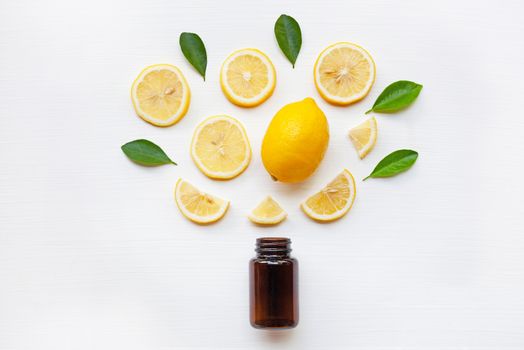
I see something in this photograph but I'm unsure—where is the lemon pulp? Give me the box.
[191,115,251,180]
[248,196,287,225]
[301,169,356,222]
[314,42,375,105]
[220,49,276,107]
[131,64,190,126]
[348,117,378,159]
[174,179,229,224]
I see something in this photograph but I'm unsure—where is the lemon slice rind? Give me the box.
[131,64,191,127]
[190,115,252,180]
[174,179,229,224]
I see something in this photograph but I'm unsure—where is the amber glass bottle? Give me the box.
[249,237,298,329]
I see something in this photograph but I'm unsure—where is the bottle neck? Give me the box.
[255,237,291,259]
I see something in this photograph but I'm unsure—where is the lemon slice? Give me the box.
[190,115,251,180]
[301,169,356,222]
[248,196,287,225]
[348,117,378,159]
[131,64,191,127]
[220,48,276,107]
[174,179,229,224]
[314,42,375,106]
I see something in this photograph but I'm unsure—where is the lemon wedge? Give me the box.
[131,64,190,126]
[301,169,356,222]
[220,48,276,107]
[174,179,229,224]
[248,196,287,225]
[314,42,375,106]
[348,117,377,159]
[190,115,251,180]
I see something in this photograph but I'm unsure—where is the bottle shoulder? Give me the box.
[250,257,297,266]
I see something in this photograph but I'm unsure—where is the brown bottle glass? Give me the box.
[249,237,298,329]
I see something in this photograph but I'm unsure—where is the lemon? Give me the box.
[261,98,329,183]
[248,196,287,225]
[190,115,251,180]
[314,42,375,106]
[174,179,229,224]
[131,64,191,127]
[301,169,356,222]
[220,48,276,107]
[348,117,377,159]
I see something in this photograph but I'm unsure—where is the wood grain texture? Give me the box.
[1,0,524,349]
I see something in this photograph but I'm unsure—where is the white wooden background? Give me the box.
[1,0,524,349]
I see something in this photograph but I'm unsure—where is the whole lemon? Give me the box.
[261,98,329,183]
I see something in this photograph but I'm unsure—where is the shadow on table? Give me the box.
[256,328,295,344]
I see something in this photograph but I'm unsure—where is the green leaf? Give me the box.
[274,14,302,68]
[121,139,176,166]
[179,32,207,80]
[366,80,423,114]
[364,149,418,180]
